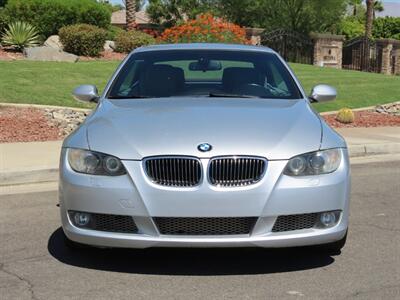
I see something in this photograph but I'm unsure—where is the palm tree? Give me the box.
[350,0,362,16]
[125,0,136,30]
[365,0,374,38]
[373,1,384,19]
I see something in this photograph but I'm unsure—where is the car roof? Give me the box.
[133,43,275,54]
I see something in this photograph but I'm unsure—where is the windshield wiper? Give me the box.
[208,93,260,98]
[108,95,150,99]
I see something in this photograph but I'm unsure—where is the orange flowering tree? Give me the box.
[159,14,249,44]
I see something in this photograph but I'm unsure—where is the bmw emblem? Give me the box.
[198,143,212,152]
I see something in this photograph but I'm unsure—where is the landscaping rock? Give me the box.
[44,108,90,135]
[104,40,115,52]
[24,46,79,63]
[375,103,400,116]
[44,35,63,50]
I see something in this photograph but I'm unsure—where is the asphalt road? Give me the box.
[0,161,399,299]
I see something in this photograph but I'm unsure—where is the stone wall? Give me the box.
[376,39,395,75]
[311,33,345,69]
[245,28,264,46]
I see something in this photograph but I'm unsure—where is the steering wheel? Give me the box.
[233,83,273,98]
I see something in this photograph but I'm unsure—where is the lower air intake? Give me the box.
[272,213,318,232]
[154,217,257,235]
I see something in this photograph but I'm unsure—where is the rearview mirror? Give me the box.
[73,85,99,103]
[189,60,222,71]
[309,84,336,103]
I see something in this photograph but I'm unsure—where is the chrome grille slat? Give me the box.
[154,217,258,235]
[209,156,266,187]
[145,157,201,187]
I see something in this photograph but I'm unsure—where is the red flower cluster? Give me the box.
[159,14,249,44]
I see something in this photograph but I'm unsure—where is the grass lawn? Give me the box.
[0,60,399,112]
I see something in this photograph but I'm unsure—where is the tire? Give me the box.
[63,231,91,250]
[319,231,348,254]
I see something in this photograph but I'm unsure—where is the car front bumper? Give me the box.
[59,148,350,249]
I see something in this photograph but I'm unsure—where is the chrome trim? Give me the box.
[142,156,203,187]
[208,156,268,187]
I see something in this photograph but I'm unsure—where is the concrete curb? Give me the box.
[319,101,400,116]
[348,143,400,157]
[0,102,92,113]
[0,167,59,186]
[1,143,399,187]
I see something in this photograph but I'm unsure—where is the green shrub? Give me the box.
[0,8,7,35]
[106,25,124,41]
[1,21,40,50]
[114,30,155,53]
[4,0,111,38]
[337,17,364,40]
[59,24,107,57]
[373,17,400,39]
[393,33,400,40]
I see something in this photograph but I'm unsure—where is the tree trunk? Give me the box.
[365,0,374,38]
[126,0,136,30]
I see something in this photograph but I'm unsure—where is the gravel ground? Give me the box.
[0,106,60,143]
[323,110,400,128]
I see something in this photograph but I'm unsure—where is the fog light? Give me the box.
[319,212,337,227]
[73,212,91,227]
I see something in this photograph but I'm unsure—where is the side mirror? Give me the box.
[309,84,337,103]
[73,85,99,103]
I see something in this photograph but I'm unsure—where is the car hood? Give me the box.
[86,98,322,160]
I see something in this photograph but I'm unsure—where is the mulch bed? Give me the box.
[0,48,24,61]
[79,51,127,61]
[0,105,399,143]
[322,110,400,128]
[0,48,127,62]
[0,106,60,143]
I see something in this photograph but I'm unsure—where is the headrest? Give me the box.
[222,67,264,92]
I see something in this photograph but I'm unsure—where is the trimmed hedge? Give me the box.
[373,17,400,39]
[4,0,111,38]
[114,30,155,53]
[106,25,124,41]
[59,24,107,57]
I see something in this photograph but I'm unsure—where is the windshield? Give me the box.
[107,50,302,99]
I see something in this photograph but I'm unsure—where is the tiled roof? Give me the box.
[111,10,151,25]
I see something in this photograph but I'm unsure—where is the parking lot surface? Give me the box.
[0,161,399,299]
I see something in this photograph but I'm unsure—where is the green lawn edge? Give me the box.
[0,60,398,112]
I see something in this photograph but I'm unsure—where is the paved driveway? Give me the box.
[0,161,399,299]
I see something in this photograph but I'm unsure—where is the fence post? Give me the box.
[310,33,345,69]
[245,28,264,46]
[376,39,395,75]
[395,48,400,75]
[389,39,400,75]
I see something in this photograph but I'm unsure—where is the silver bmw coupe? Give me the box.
[60,43,350,253]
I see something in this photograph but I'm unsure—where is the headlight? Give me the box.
[284,149,342,176]
[67,148,126,176]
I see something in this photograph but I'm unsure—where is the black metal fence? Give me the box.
[260,29,314,64]
[342,37,383,73]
